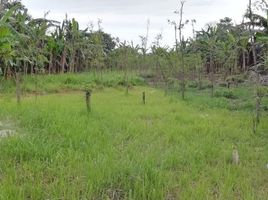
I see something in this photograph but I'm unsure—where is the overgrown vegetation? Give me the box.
[0,72,145,95]
[0,0,268,199]
[0,87,268,199]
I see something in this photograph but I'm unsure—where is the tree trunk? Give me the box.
[15,72,21,104]
[233,56,237,75]
[124,51,129,95]
[31,64,34,75]
[181,53,185,100]
[23,62,27,76]
[210,53,214,98]
[49,51,53,75]
[242,51,246,72]
[6,67,12,80]
[70,49,75,73]
[60,48,67,74]
[252,42,257,67]
[125,72,129,95]
[198,68,202,90]
[193,68,196,82]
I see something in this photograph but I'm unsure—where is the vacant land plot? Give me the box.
[0,86,267,199]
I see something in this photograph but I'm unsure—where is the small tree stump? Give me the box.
[232,148,239,165]
[256,96,261,124]
[142,92,146,104]
[15,72,21,104]
[86,90,91,112]
[253,116,257,134]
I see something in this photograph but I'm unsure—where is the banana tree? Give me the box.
[0,4,19,78]
[196,25,219,97]
[0,3,29,103]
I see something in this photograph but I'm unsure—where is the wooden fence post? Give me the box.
[86,90,91,112]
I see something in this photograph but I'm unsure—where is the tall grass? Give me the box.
[0,71,145,95]
[0,86,267,199]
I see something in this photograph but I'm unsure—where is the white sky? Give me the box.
[21,0,249,47]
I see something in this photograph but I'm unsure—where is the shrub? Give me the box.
[222,90,237,99]
[131,77,145,86]
[215,90,238,99]
[188,81,198,88]
[64,77,80,85]
[257,86,268,98]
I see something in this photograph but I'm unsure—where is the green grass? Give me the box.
[0,71,145,95]
[0,83,268,199]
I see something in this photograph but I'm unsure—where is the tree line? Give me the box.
[0,0,268,91]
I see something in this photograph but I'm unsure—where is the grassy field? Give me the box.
[0,74,268,199]
[0,72,145,95]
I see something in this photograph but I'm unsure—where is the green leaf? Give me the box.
[256,32,268,42]
[0,4,20,24]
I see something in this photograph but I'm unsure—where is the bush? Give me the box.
[215,90,238,99]
[64,76,80,85]
[131,77,145,86]
[0,79,15,94]
[188,81,198,88]
[257,86,268,98]
[222,90,237,99]
[84,83,97,91]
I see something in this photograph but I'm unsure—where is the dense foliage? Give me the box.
[0,0,268,95]
[0,0,268,81]
[0,1,268,199]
